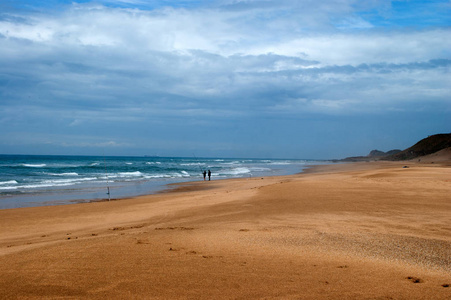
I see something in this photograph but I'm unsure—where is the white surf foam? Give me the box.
[0,180,18,190]
[0,177,97,190]
[220,161,241,165]
[49,172,79,176]
[118,171,143,177]
[143,174,172,179]
[0,186,18,190]
[42,177,97,185]
[0,180,18,185]
[21,164,46,168]
[223,167,251,176]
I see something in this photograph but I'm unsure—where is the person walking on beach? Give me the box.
[203,170,206,181]
[208,170,211,181]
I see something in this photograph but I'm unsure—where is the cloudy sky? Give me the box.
[0,0,450,159]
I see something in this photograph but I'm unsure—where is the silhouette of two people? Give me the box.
[203,170,212,181]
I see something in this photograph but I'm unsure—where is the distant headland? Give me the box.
[338,133,451,162]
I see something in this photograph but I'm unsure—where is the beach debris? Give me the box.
[442,284,450,288]
[402,166,409,168]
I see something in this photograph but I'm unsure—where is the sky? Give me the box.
[0,0,450,159]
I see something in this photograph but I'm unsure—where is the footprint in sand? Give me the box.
[406,276,423,283]
[136,239,150,245]
[111,227,126,231]
[155,227,195,231]
[110,224,146,231]
[202,255,223,259]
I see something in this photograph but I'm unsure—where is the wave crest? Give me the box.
[21,164,46,168]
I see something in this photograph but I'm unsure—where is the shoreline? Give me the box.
[0,157,325,210]
[0,160,450,298]
[86,161,345,204]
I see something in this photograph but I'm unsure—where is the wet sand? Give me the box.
[0,160,450,299]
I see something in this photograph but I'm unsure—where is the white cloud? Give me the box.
[0,1,450,157]
[265,29,451,66]
[1,3,449,66]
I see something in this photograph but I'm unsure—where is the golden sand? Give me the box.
[0,159,450,299]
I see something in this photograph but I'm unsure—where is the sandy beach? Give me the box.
[0,159,450,299]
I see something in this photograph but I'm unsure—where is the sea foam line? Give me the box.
[222,167,251,175]
[21,164,46,168]
[48,172,79,176]
[0,176,100,190]
[42,177,97,184]
[180,163,205,166]
[0,180,18,185]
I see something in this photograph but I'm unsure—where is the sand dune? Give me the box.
[416,147,451,164]
[0,160,450,299]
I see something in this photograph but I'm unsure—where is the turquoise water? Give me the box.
[0,155,325,209]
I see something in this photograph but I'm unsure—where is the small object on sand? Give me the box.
[407,276,423,283]
[402,166,409,168]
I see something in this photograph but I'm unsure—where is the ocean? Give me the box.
[0,155,326,209]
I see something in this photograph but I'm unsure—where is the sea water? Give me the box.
[0,155,327,209]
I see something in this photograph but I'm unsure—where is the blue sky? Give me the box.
[0,0,450,159]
